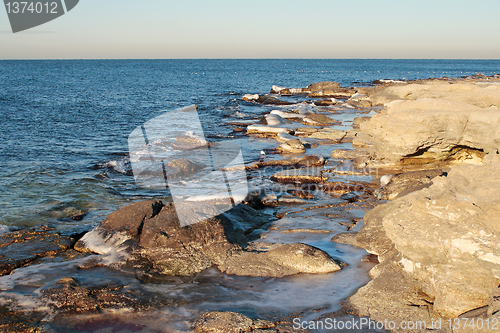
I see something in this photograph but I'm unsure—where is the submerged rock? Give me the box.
[308,128,346,142]
[278,139,306,154]
[193,311,278,333]
[359,80,500,165]
[0,227,73,276]
[302,113,339,126]
[75,200,342,278]
[165,158,206,179]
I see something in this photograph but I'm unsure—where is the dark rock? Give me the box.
[257,95,293,106]
[305,81,340,91]
[193,311,275,333]
[171,134,208,150]
[0,226,73,276]
[76,200,342,278]
[302,113,340,126]
[165,158,206,179]
[271,168,324,184]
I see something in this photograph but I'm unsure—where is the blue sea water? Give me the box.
[0,59,499,231]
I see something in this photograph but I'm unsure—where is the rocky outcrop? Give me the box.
[270,81,357,99]
[0,227,73,276]
[374,169,444,200]
[349,164,500,320]
[358,80,500,166]
[75,200,342,277]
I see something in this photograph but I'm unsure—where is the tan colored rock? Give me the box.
[360,97,500,163]
[355,164,500,318]
[308,128,346,142]
[193,311,275,333]
[278,139,306,154]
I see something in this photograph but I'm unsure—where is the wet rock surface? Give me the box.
[0,226,74,276]
[75,200,343,278]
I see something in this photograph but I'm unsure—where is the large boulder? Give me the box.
[353,164,500,318]
[360,80,500,164]
[75,200,342,277]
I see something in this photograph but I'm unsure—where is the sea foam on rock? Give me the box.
[75,200,342,277]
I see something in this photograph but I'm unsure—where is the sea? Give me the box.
[0,59,499,331]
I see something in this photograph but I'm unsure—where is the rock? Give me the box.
[345,100,372,108]
[278,139,306,154]
[360,81,500,164]
[242,94,259,101]
[313,99,337,106]
[305,81,340,91]
[331,233,360,247]
[261,114,290,126]
[340,191,360,202]
[248,155,324,169]
[276,132,298,143]
[171,134,208,150]
[165,158,206,179]
[0,227,73,276]
[256,95,293,106]
[294,127,319,136]
[218,243,342,277]
[302,113,340,126]
[354,164,500,318]
[270,110,307,120]
[193,311,275,333]
[374,169,444,200]
[76,200,342,278]
[41,276,165,314]
[308,129,346,142]
[352,116,371,126]
[271,168,323,184]
[277,195,308,205]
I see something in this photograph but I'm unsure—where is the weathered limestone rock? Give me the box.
[165,158,206,179]
[75,200,342,278]
[360,80,500,165]
[302,113,340,126]
[308,128,346,142]
[352,164,500,319]
[374,169,444,200]
[278,139,306,154]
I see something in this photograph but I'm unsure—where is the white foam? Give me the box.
[0,225,9,235]
[78,228,131,264]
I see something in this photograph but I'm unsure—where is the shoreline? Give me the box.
[1,74,499,332]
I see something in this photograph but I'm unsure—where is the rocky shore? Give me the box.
[1,74,499,332]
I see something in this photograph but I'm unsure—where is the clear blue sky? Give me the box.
[1,0,499,59]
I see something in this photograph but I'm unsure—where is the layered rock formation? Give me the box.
[357,79,500,167]
[348,164,500,323]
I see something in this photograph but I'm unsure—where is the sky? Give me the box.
[1,0,500,59]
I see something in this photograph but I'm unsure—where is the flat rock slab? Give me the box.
[271,168,324,184]
[374,169,444,200]
[193,311,277,333]
[0,226,73,276]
